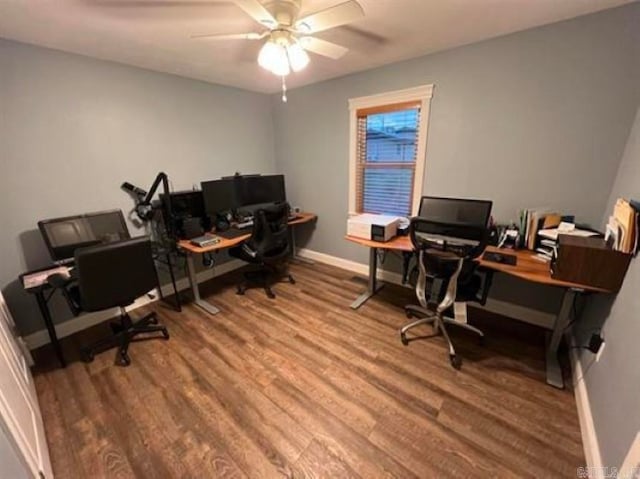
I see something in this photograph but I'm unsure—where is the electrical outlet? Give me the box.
[595,340,606,362]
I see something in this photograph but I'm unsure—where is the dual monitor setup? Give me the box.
[163,174,287,240]
[37,174,288,264]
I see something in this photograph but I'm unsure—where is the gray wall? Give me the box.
[272,3,640,315]
[273,3,639,250]
[0,39,276,335]
[575,105,640,470]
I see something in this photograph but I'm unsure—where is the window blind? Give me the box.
[355,101,421,217]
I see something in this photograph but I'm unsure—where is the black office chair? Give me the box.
[50,237,169,366]
[229,202,295,299]
[400,218,490,369]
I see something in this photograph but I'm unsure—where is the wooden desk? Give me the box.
[179,213,317,316]
[345,234,612,388]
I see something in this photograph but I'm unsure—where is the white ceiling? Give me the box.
[0,0,634,93]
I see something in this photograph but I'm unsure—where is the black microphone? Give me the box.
[121,182,147,198]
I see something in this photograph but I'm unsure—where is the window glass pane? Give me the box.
[366,109,418,163]
[363,168,413,216]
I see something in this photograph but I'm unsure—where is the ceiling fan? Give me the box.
[191,0,365,83]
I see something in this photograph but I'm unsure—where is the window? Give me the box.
[349,85,433,217]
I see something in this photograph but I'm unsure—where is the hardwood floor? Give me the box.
[33,261,585,478]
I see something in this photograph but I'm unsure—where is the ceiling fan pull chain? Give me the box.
[281,76,288,103]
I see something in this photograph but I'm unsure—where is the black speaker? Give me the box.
[215,214,230,232]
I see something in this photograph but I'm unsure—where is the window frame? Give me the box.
[348,84,434,217]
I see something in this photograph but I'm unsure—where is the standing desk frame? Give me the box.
[345,236,611,389]
[178,213,317,316]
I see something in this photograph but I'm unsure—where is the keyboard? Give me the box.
[217,228,249,240]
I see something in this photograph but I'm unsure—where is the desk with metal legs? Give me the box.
[178,213,317,316]
[345,235,611,389]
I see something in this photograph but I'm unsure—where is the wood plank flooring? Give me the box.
[32,261,585,478]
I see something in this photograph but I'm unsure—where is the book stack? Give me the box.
[518,209,564,251]
[605,198,640,255]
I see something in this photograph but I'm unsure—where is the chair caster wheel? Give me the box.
[405,310,414,319]
[266,289,276,299]
[162,329,170,340]
[149,315,159,325]
[117,350,131,367]
[81,349,94,363]
[449,354,462,370]
[288,275,296,285]
[236,287,245,296]
[400,333,409,346]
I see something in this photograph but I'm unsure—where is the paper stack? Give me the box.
[536,222,599,262]
[605,198,639,255]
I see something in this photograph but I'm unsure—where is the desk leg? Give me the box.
[290,226,314,265]
[545,289,577,388]
[186,253,220,316]
[35,291,66,367]
[351,247,384,309]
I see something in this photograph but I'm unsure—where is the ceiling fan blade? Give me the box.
[93,0,218,7]
[299,36,348,60]
[234,0,277,27]
[191,31,266,40]
[296,0,364,34]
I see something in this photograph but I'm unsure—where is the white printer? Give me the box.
[347,214,401,242]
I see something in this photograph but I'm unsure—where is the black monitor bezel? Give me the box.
[237,174,286,208]
[418,195,493,228]
[38,209,130,263]
[201,178,240,216]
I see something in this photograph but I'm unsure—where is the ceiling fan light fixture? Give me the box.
[286,41,310,72]
[258,40,290,76]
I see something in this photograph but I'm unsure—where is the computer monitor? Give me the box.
[38,209,130,263]
[418,196,492,228]
[237,174,286,207]
[201,178,239,216]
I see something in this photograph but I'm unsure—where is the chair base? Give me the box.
[236,267,295,299]
[81,310,169,367]
[400,304,483,370]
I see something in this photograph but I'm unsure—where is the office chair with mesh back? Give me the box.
[400,217,489,369]
[50,237,169,366]
[229,202,295,299]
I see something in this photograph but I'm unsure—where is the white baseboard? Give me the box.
[297,248,404,285]
[297,247,555,328]
[23,259,245,350]
[569,343,603,477]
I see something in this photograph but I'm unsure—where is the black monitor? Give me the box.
[418,196,492,228]
[201,178,239,216]
[38,209,130,263]
[237,174,286,207]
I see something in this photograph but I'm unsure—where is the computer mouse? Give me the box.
[493,253,505,263]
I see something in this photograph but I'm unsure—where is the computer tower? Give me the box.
[160,190,210,239]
